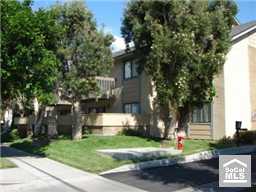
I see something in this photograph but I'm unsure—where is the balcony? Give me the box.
[56,76,120,102]
[96,76,115,93]
[87,76,121,99]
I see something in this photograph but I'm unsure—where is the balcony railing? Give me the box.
[57,76,119,101]
[87,76,119,99]
[95,76,115,93]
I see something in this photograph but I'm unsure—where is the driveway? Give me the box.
[103,151,256,192]
[0,145,146,192]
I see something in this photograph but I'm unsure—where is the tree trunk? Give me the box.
[72,101,82,140]
[162,104,178,139]
[32,98,45,136]
[177,105,190,135]
[2,105,13,134]
[47,107,58,138]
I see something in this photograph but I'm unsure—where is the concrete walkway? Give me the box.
[0,146,147,192]
[97,147,181,160]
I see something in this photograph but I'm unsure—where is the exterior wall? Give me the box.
[14,117,30,125]
[83,113,148,135]
[80,99,111,113]
[188,123,211,139]
[224,37,252,137]
[111,56,166,137]
[122,78,141,103]
[212,71,226,139]
[57,115,72,134]
[140,71,166,137]
[109,60,124,112]
[110,57,141,112]
[249,35,256,129]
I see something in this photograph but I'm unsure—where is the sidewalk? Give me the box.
[0,146,147,192]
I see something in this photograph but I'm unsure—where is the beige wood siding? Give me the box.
[111,58,142,111]
[249,44,256,129]
[212,71,226,139]
[122,78,140,103]
[109,62,123,112]
[189,123,212,139]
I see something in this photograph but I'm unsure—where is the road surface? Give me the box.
[103,151,256,192]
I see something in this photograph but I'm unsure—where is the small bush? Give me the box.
[82,126,92,135]
[235,130,256,145]
[118,128,142,137]
[213,136,236,149]
[1,128,21,143]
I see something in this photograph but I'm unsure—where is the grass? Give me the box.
[0,158,16,169]
[182,139,216,155]
[10,135,218,173]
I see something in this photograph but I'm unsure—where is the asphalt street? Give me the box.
[103,151,256,192]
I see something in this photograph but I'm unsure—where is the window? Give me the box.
[124,62,132,79]
[123,103,140,114]
[192,103,211,123]
[124,60,139,80]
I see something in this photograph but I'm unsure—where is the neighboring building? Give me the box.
[14,21,256,139]
[106,21,256,140]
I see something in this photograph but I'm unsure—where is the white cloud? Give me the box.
[111,36,126,52]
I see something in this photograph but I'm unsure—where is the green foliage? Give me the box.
[10,136,219,172]
[235,131,256,145]
[212,131,256,148]
[122,0,237,114]
[1,127,22,143]
[54,1,113,101]
[1,0,62,106]
[211,136,236,148]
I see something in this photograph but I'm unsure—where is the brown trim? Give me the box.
[190,123,211,125]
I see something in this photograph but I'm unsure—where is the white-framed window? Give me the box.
[192,103,211,123]
[123,60,139,80]
[123,103,140,114]
[124,61,132,79]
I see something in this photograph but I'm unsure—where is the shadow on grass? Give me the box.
[16,141,48,156]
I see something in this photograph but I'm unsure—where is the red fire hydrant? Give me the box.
[177,130,185,151]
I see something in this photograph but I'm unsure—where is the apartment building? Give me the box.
[14,21,256,139]
[86,20,255,140]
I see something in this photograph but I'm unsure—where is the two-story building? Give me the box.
[79,20,256,140]
[15,21,256,140]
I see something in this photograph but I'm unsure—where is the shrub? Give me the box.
[1,127,21,143]
[235,130,256,145]
[214,136,236,148]
[118,128,141,136]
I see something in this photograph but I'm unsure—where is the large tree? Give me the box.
[54,1,113,140]
[122,0,237,138]
[1,0,62,134]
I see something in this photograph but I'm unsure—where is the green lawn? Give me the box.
[0,158,16,169]
[10,135,216,173]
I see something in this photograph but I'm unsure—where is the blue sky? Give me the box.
[32,0,256,51]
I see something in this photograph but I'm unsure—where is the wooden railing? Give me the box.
[87,76,119,99]
[95,76,115,93]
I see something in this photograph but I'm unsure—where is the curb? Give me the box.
[100,145,256,175]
